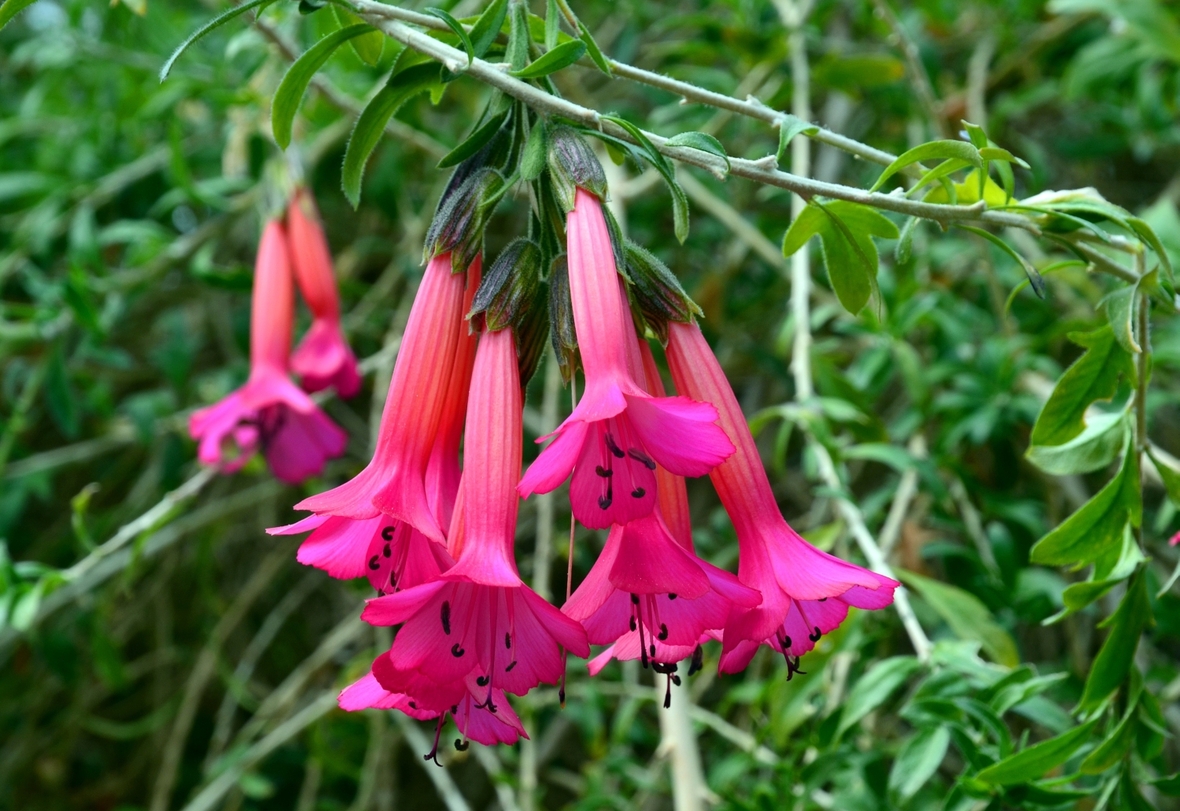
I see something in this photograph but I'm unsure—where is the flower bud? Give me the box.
[424,167,506,274]
[469,238,543,333]
[547,126,608,213]
[624,242,702,344]
[547,254,578,382]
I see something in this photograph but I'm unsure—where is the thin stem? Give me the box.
[782,0,814,401]
[350,2,1039,232]
[1135,284,1150,553]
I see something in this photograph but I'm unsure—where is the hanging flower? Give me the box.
[358,327,589,730]
[189,219,347,484]
[518,187,734,529]
[567,340,759,700]
[289,253,478,543]
[287,187,362,398]
[665,319,897,675]
[269,264,480,590]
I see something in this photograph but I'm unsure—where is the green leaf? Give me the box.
[0,0,38,32]
[341,64,441,207]
[520,121,548,182]
[1127,216,1174,286]
[510,39,585,79]
[505,0,530,71]
[333,7,384,66]
[600,115,690,243]
[664,132,729,174]
[776,114,818,163]
[957,225,1046,298]
[425,7,474,68]
[889,726,951,801]
[895,216,919,264]
[962,121,988,148]
[1025,411,1129,476]
[45,344,80,439]
[272,24,373,150]
[1079,570,1152,713]
[576,19,612,75]
[843,442,915,472]
[975,718,1098,785]
[869,140,982,193]
[837,656,922,738]
[1030,325,1135,447]
[1030,446,1138,568]
[1057,527,1144,616]
[898,570,1019,666]
[978,146,1030,168]
[1079,697,1138,774]
[906,157,975,199]
[160,0,274,81]
[544,0,559,49]
[437,108,509,169]
[1148,448,1180,506]
[468,0,508,59]
[1101,286,1141,354]
[805,200,898,314]
[782,204,825,257]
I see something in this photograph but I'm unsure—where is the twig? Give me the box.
[394,715,472,811]
[948,476,1001,578]
[181,691,339,811]
[878,435,925,559]
[348,2,1040,232]
[1,425,136,481]
[151,543,293,811]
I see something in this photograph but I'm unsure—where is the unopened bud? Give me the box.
[548,126,608,213]
[548,254,579,382]
[625,242,702,343]
[424,168,506,274]
[514,281,550,386]
[469,239,543,332]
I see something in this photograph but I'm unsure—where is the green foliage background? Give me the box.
[2,0,1180,809]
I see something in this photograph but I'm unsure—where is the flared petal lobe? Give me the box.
[291,318,361,397]
[665,320,896,672]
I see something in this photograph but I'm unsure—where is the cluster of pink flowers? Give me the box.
[189,188,359,482]
[265,137,897,756]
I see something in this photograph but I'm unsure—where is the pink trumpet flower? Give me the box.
[269,268,479,591]
[666,320,897,675]
[287,187,362,398]
[568,341,759,696]
[360,328,590,718]
[518,188,734,529]
[291,254,478,543]
[189,219,347,484]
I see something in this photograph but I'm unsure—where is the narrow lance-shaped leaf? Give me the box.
[776,114,818,163]
[510,39,585,79]
[437,107,510,169]
[898,570,1018,666]
[468,0,508,59]
[975,718,1100,785]
[425,7,475,66]
[869,140,982,193]
[665,132,729,174]
[957,225,1045,299]
[272,24,373,150]
[600,115,690,243]
[160,0,274,81]
[341,64,441,207]
[576,19,612,75]
[333,7,384,67]
[0,0,39,32]
[836,656,922,738]
[1025,410,1129,476]
[1078,570,1152,713]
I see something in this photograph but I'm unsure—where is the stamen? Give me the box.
[629,616,637,631]
[595,465,613,477]
[451,643,465,657]
[454,739,469,751]
[368,555,381,571]
[689,645,704,676]
[423,715,446,766]
[630,594,640,604]
[505,632,512,649]
[382,544,391,558]
[819,597,828,602]
[381,526,396,542]
[409,701,417,709]
[668,593,677,600]
[808,626,822,643]
[672,675,682,686]
[505,661,517,672]
[598,493,613,509]
[376,588,385,597]
[627,448,657,470]
[631,488,646,498]
[650,644,656,658]
[664,675,672,709]
[657,623,669,641]
[440,601,451,635]
[605,433,626,458]
[476,675,489,686]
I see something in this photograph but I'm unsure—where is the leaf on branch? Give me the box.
[836,656,922,738]
[576,19,612,75]
[510,39,586,79]
[1025,410,1128,476]
[272,24,374,150]
[782,200,898,314]
[520,121,548,181]
[1029,443,1140,568]
[425,7,475,67]
[664,132,729,174]
[1030,324,1135,446]
[957,225,1046,298]
[1078,569,1152,713]
[437,107,510,169]
[342,63,442,207]
[159,0,276,81]
[869,140,983,193]
[776,114,818,163]
[975,717,1099,785]
[888,726,951,802]
[333,7,384,66]
[468,0,508,59]
[600,115,690,243]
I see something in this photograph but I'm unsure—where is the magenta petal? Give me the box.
[769,528,896,600]
[338,672,410,712]
[454,686,528,745]
[563,525,624,623]
[607,514,710,599]
[293,514,379,580]
[518,420,588,498]
[717,638,761,675]
[361,581,448,626]
[292,318,361,398]
[265,405,348,484]
[625,393,734,477]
